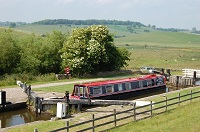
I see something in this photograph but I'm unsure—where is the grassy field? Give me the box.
[11,24,200,71]
[109,100,200,132]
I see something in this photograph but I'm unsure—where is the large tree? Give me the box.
[61,25,130,76]
[0,29,20,75]
[17,31,66,75]
[38,30,66,74]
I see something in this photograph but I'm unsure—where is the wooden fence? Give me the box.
[49,89,200,132]
[182,69,200,78]
[169,75,194,86]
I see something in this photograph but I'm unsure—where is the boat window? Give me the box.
[74,86,85,97]
[131,81,139,89]
[152,79,155,86]
[142,80,148,87]
[106,85,114,93]
[74,86,79,96]
[118,83,123,91]
[147,80,152,86]
[125,82,131,90]
[93,87,102,95]
[139,81,143,88]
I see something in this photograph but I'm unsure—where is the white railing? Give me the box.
[182,69,200,78]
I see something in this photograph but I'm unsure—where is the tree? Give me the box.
[38,30,67,74]
[61,25,131,76]
[16,34,42,75]
[192,27,197,32]
[17,31,67,75]
[152,25,156,29]
[9,22,16,28]
[0,29,20,75]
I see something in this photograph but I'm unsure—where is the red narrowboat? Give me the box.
[69,74,166,100]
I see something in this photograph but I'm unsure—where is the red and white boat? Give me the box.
[70,74,166,100]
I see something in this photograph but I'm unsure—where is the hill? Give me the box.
[1,24,200,70]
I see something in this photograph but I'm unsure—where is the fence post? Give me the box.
[193,71,197,86]
[165,96,167,112]
[150,101,153,118]
[133,102,136,121]
[176,76,179,89]
[34,97,38,116]
[66,121,69,132]
[178,93,180,106]
[92,114,95,132]
[113,109,116,127]
[190,90,193,103]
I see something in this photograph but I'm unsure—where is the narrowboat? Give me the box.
[69,74,166,100]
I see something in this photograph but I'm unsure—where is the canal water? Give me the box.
[0,108,52,128]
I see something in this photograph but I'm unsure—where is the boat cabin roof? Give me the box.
[75,74,161,87]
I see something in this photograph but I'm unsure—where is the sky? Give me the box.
[0,0,200,30]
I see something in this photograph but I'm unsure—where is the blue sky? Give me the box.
[0,0,199,30]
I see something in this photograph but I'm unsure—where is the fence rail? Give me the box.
[50,89,200,132]
[182,69,200,78]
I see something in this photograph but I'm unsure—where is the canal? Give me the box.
[2,81,199,129]
[0,108,52,128]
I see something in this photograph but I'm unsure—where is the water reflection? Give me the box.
[0,108,52,128]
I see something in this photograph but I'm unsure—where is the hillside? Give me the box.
[1,24,200,70]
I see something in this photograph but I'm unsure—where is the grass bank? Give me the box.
[109,96,200,132]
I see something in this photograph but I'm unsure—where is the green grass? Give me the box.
[33,84,75,93]
[109,97,200,132]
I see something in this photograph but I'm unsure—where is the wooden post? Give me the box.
[34,128,38,132]
[92,114,95,132]
[165,96,167,112]
[38,98,43,115]
[190,90,192,103]
[178,93,180,106]
[66,121,69,132]
[0,119,1,129]
[34,97,39,116]
[193,71,197,86]
[133,102,136,121]
[113,109,116,127]
[176,76,179,89]
[65,91,70,116]
[150,101,153,118]
[28,85,31,107]
[77,104,82,112]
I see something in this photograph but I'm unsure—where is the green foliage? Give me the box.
[61,25,131,76]
[9,22,16,28]
[0,29,20,75]
[33,19,145,27]
[16,31,67,75]
[38,30,66,74]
